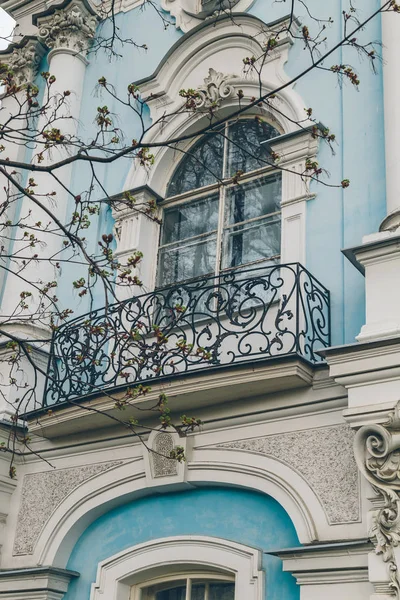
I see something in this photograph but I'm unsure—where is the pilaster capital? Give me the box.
[33,0,99,57]
[354,401,400,597]
[0,36,46,87]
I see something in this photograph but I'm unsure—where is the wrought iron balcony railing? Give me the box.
[43,263,330,407]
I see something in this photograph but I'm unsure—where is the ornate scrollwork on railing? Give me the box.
[354,404,400,597]
[40,263,330,408]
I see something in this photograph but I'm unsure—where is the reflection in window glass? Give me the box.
[223,175,282,269]
[209,582,235,600]
[162,195,219,244]
[227,119,280,176]
[155,585,186,600]
[159,118,282,286]
[222,215,281,269]
[224,175,281,225]
[157,236,217,288]
[191,583,206,599]
[167,133,224,196]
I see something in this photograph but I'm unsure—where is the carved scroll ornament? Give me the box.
[0,38,46,87]
[194,68,237,108]
[35,0,99,55]
[354,402,400,596]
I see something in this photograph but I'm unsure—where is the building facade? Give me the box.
[0,0,399,598]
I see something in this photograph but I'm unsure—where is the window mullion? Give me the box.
[186,577,192,600]
[215,122,229,277]
[215,187,225,278]
[204,582,210,600]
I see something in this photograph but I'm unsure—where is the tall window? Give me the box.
[157,118,282,288]
[133,573,235,600]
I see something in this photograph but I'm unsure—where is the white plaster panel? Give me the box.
[13,461,123,556]
[215,424,359,525]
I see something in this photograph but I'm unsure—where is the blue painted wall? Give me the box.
[27,0,386,339]
[64,487,300,600]
[56,0,386,343]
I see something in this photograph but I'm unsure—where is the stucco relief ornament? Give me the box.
[0,38,46,87]
[161,0,254,32]
[354,401,400,597]
[195,68,237,109]
[35,1,99,55]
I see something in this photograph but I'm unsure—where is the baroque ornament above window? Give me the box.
[161,0,256,32]
[194,68,237,108]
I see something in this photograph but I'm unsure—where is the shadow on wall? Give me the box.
[64,486,301,600]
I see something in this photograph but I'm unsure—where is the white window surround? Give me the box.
[114,14,317,297]
[113,126,316,297]
[89,536,264,600]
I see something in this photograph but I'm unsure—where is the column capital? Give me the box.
[354,402,400,597]
[0,36,46,87]
[33,0,99,57]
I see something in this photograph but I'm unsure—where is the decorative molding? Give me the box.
[152,432,178,478]
[194,68,237,108]
[13,460,123,555]
[90,536,264,600]
[218,424,360,525]
[354,401,400,597]
[33,0,99,56]
[144,429,190,486]
[0,37,46,86]
[161,0,255,33]
[0,566,79,599]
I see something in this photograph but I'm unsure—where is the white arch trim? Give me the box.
[89,536,264,600]
[20,448,338,571]
[123,13,308,195]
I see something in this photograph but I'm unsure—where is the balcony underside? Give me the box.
[26,354,321,438]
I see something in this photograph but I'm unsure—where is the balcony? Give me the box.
[41,263,330,410]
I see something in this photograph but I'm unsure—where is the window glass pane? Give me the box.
[225,175,281,226]
[167,133,224,196]
[157,235,217,287]
[155,584,186,600]
[222,215,281,269]
[209,583,235,600]
[162,195,219,245]
[227,119,280,176]
[191,583,206,599]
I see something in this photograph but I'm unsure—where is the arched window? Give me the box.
[157,118,282,288]
[132,572,235,599]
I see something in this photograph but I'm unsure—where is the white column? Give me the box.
[0,0,99,327]
[351,7,400,342]
[0,38,46,298]
[0,1,98,418]
[380,5,400,230]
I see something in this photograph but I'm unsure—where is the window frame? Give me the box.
[156,118,283,288]
[131,571,235,600]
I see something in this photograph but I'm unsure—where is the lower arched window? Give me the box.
[132,572,235,599]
